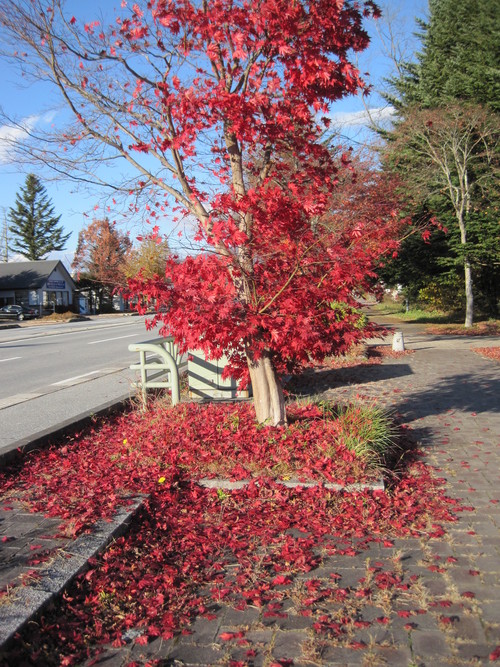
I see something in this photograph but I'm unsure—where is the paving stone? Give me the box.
[364,645,413,667]
[447,581,500,601]
[126,635,177,663]
[411,630,453,659]
[448,615,487,643]
[479,600,500,623]
[351,625,393,645]
[224,647,266,667]
[271,630,309,660]
[422,577,449,596]
[471,555,500,572]
[244,629,276,644]
[353,605,387,623]
[221,605,260,628]
[390,612,439,633]
[479,572,500,587]
[82,648,132,666]
[275,613,317,631]
[326,568,365,589]
[455,642,494,661]
[167,643,227,665]
[184,616,221,644]
[320,645,368,665]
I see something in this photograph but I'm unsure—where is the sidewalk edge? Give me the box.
[0,495,147,651]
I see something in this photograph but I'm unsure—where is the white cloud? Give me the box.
[331,106,396,128]
[0,114,40,163]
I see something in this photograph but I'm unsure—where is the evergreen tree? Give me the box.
[387,0,500,112]
[382,0,500,323]
[8,173,71,260]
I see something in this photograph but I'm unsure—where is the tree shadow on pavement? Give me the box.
[396,373,500,422]
[288,363,414,397]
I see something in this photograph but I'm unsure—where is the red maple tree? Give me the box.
[73,219,132,287]
[1,0,404,424]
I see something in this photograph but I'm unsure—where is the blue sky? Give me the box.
[0,0,427,267]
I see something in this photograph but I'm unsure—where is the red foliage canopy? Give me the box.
[116,1,401,389]
[134,157,402,383]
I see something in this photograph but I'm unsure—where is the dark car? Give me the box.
[0,305,39,321]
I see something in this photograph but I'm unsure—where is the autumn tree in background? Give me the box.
[0,0,402,425]
[123,236,170,282]
[319,151,405,255]
[72,219,131,313]
[123,235,171,311]
[8,173,71,260]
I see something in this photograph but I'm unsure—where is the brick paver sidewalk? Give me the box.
[1,322,499,666]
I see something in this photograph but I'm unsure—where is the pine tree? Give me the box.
[8,174,71,260]
[387,0,500,112]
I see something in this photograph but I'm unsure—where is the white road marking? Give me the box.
[88,333,140,345]
[0,357,22,363]
[0,368,129,410]
[0,320,146,346]
[52,370,101,385]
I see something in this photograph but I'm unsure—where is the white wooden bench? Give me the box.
[128,337,186,407]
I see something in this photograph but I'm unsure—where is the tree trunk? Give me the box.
[464,258,474,328]
[247,349,286,426]
[457,211,473,328]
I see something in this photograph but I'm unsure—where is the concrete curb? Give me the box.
[0,496,147,651]
[0,395,143,652]
[199,477,385,492]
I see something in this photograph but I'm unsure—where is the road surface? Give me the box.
[0,315,164,454]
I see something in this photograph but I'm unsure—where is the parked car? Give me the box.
[0,305,39,321]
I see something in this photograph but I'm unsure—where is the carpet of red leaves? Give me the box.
[472,347,500,362]
[0,402,391,537]
[0,401,469,666]
[426,321,500,336]
[321,344,414,369]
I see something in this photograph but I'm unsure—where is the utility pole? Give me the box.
[1,209,9,262]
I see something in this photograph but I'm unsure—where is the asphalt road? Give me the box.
[0,316,154,405]
[0,315,163,454]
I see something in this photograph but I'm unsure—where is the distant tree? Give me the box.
[8,173,70,260]
[72,218,132,312]
[384,103,499,326]
[381,0,500,322]
[123,235,170,282]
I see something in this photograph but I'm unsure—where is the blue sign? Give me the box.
[46,280,66,289]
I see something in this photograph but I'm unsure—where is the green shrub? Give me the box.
[417,279,464,312]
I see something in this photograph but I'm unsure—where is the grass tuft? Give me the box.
[316,400,399,465]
